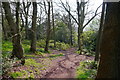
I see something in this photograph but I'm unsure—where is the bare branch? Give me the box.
[82,12,101,29]
[60,0,79,25]
[82,4,102,29]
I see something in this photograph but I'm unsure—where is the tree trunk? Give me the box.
[30,2,37,53]
[95,3,105,62]
[45,2,51,52]
[23,2,30,40]
[77,1,81,53]
[68,5,73,46]
[2,2,24,62]
[77,1,85,54]
[51,1,56,48]
[2,9,8,40]
[96,2,120,79]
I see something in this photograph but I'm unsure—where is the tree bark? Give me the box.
[51,1,56,48]
[77,1,84,54]
[96,2,120,79]
[30,2,37,53]
[23,2,31,39]
[95,3,105,62]
[2,9,8,40]
[2,2,24,61]
[68,5,73,46]
[44,2,51,52]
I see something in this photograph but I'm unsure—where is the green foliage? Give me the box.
[56,42,70,50]
[22,40,31,53]
[10,70,35,78]
[36,48,45,53]
[54,21,70,43]
[25,59,45,68]
[2,41,13,75]
[37,40,46,48]
[2,57,16,75]
[2,41,13,54]
[82,31,97,54]
[76,60,97,79]
[10,71,24,78]
[49,53,64,58]
[25,59,40,67]
[24,54,36,58]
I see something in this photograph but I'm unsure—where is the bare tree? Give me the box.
[44,1,51,52]
[51,1,56,47]
[60,0,101,54]
[23,2,31,39]
[68,4,73,46]
[30,2,37,53]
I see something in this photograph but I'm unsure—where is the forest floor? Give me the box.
[9,48,94,78]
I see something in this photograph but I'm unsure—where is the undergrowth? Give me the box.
[76,60,98,79]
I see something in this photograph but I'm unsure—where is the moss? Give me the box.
[10,71,24,78]
[49,53,64,58]
[10,70,36,78]
[24,54,36,58]
[2,41,13,53]
[25,59,45,68]
[25,59,39,67]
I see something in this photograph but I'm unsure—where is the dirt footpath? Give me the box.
[41,48,94,78]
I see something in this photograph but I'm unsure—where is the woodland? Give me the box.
[1,0,120,79]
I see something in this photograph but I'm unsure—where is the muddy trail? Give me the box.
[9,48,94,78]
[40,48,94,78]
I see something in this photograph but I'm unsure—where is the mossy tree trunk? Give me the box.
[30,2,37,53]
[44,1,51,52]
[51,1,56,48]
[2,2,24,63]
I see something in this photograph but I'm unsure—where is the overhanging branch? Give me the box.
[82,4,102,29]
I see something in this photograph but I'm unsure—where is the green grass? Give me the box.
[10,71,24,78]
[49,53,64,58]
[2,41,13,52]
[76,60,97,79]
[10,70,35,78]
[24,54,36,58]
[25,59,45,68]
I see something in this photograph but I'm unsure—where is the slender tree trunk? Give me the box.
[95,3,105,62]
[30,2,37,53]
[96,2,120,79]
[68,5,73,46]
[2,9,8,40]
[77,1,83,54]
[51,1,56,48]
[23,2,30,40]
[20,13,24,31]
[45,2,51,52]
[2,2,24,64]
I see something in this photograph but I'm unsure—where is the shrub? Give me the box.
[10,71,24,78]
[76,60,97,79]
[56,42,70,50]
[82,31,97,54]
[2,57,16,75]
[10,70,34,78]
[37,40,46,48]
[25,59,44,68]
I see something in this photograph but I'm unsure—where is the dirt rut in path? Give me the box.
[41,48,94,78]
